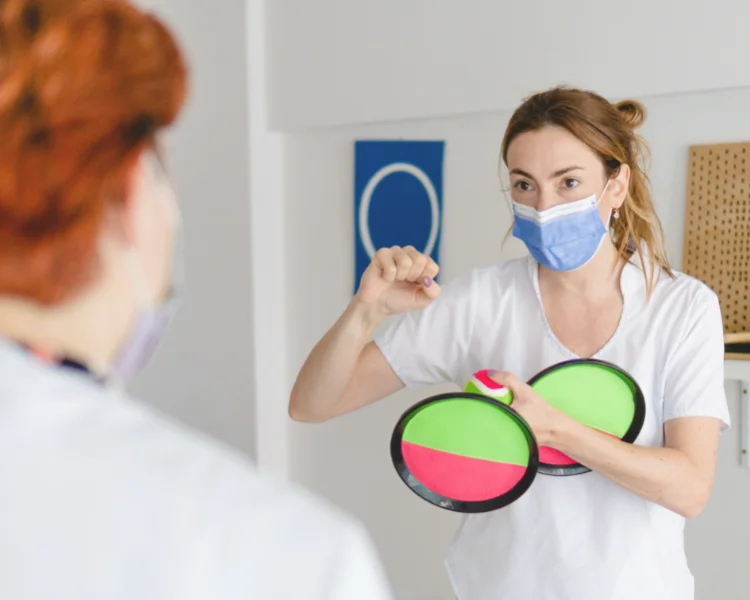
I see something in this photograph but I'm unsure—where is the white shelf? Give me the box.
[724,359,750,467]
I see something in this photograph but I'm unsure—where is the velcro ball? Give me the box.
[464,370,513,406]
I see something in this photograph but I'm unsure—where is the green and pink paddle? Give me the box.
[390,359,645,512]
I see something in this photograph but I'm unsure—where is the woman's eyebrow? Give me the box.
[509,165,584,181]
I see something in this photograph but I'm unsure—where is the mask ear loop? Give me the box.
[497,159,513,212]
[597,178,620,231]
[597,178,612,205]
[497,160,517,245]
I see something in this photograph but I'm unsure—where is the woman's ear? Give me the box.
[610,163,631,209]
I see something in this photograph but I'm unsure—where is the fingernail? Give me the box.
[487,370,500,377]
[423,277,432,287]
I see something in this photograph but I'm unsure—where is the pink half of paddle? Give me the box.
[401,441,528,503]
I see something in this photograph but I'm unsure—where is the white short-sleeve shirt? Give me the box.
[0,340,393,600]
[373,255,729,600]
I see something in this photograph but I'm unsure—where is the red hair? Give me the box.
[0,0,187,305]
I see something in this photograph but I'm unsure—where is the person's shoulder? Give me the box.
[0,353,392,597]
[626,263,721,341]
[152,420,391,597]
[648,266,719,312]
[84,390,386,577]
[220,473,392,598]
[228,468,381,556]
[112,396,374,533]
[3,361,364,535]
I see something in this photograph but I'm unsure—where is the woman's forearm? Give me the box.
[548,416,712,518]
[288,299,384,422]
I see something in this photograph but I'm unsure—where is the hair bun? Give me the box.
[614,99,646,129]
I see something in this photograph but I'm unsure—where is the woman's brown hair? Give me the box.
[0,0,187,305]
[501,86,673,295]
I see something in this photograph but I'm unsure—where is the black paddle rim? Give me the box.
[390,392,539,513]
[528,358,646,477]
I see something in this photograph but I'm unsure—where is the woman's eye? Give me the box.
[513,181,532,191]
[563,178,580,189]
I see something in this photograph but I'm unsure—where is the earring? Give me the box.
[613,208,620,220]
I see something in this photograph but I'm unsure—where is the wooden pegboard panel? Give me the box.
[683,142,750,336]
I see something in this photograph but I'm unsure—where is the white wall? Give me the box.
[285,87,750,599]
[130,0,257,456]
[269,0,750,130]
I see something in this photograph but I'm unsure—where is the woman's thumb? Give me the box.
[424,277,441,297]
[416,278,440,308]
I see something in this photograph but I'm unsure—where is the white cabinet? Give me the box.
[725,360,750,467]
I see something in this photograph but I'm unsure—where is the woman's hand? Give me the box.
[289,246,438,423]
[487,370,566,446]
[354,246,441,322]
[488,373,722,518]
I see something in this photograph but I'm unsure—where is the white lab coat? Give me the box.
[0,339,393,600]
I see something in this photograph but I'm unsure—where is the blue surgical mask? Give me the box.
[511,182,611,272]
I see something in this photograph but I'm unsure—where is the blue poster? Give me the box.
[353,140,445,293]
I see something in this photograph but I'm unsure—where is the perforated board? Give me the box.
[683,142,750,337]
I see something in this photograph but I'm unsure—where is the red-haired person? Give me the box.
[0,2,392,599]
[291,88,729,600]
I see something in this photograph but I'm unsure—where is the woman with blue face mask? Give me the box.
[0,2,393,599]
[291,87,729,599]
